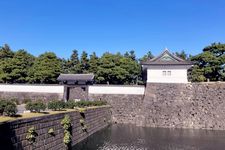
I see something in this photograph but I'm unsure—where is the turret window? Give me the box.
[162,71,171,76]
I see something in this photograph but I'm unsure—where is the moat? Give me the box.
[74,124,225,150]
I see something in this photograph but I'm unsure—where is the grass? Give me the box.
[0,105,110,123]
[0,109,76,123]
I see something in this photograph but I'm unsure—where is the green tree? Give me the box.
[175,50,188,60]
[96,53,115,84]
[6,50,35,83]
[119,57,140,84]
[69,50,81,73]
[191,43,225,81]
[140,51,154,62]
[0,44,14,83]
[28,52,61,83]
[89,52,99,74]
[96,52,140,84]
[61,58,70,73]
[80,51,89,73]
[0,44,14,59]
[124,50,136,61]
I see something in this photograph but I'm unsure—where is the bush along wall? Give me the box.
[47,100,107,111]
[23,100,107,113]
[0,99,17,116]
[0,106,111,150]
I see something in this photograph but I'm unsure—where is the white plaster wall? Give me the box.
[147,69,188,83]
[89,86,145,95]
[0,84,64,94]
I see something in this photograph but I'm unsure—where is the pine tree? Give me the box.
[80,51,89,73]
[68,50,81,73]
[0,44,14,83]
[140,51,154,62]
[89,52,99,74]
[7,50,35,83]
[28,52,61,83]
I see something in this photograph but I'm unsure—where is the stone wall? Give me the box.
[89,94,144,124]
[0,92,63,103]
[90,83,225,130]
[140,83,225,130]
[0,106,111,150]
[0,84,64,103]
[68,86,89,100]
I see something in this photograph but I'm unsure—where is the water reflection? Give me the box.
[73,124,225,150]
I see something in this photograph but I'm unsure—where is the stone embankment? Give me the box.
[90,83,225,130]
[0,106,111,150]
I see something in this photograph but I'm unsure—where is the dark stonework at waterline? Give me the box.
[0,106,111,150]
[74,124,225,150]
[89,83,225,130]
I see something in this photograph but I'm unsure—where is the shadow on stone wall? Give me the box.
[0,122,19,150]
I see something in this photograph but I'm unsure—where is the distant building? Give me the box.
[141,49,193,83]
[57,73,94,101]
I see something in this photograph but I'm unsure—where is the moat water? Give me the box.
[73,124,225,150]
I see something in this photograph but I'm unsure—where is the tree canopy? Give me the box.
[191,43,225,81]
[0,43,224,84]
[28,52,61,84]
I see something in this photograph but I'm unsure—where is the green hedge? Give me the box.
[65,100,107,108]
[0,99,18,116]
[48,100,65,111]
[25,101,46,113]
[65,100,77,109]
[46,100,107,110]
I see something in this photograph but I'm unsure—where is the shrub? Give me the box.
[10,98,20,105]
[61,115,72,147]
[75,100,107,108]
[48,128,55,136]
[79,119,85,125]
[61,115,72,130]
[0,100,17,116]
[65,100,77,109]
[75,101,91,108]
[63,130,72,145]
[48,100,65,111]
[82,125,88,132]
[26,127,38,143]
[23,99,32,104]
[4,101,17,116]
[64,100,107,110]
[25,101,46,113]
[92,101,107,106]
[0,100,6,115]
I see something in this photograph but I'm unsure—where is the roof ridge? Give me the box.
[141,49,193,65]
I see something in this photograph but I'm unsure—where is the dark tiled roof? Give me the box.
[141,49,193,65]
[57,74,94,81]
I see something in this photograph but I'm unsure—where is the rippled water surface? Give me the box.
[73,124,225,150]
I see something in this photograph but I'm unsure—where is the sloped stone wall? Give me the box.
[140,83,225,130]
[90,83,225,130]
[0,106,111,150]
[89,94,144,124]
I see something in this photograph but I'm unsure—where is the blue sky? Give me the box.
[0,0,225,59]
